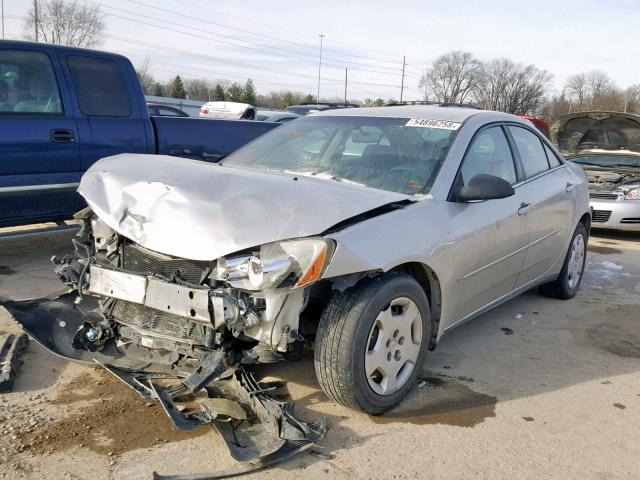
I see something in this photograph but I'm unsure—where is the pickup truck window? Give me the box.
[67,55,131,117]
[0,50,63,114]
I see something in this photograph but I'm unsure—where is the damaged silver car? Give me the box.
[2,106,590,468]
[551,111,640,231]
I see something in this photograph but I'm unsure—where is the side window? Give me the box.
[459,126,517,186]
[0,50,63,114]
[543,143,562,168]
[67,56,131,117]
[509,126,549,178]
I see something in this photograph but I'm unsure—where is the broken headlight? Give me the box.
[214,237,334,291]
[625,187,640,200]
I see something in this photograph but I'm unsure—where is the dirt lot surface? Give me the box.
[0,227,638,479]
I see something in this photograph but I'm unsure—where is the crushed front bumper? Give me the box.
[1,291,326,474]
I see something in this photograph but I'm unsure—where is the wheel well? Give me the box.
[389,262,442,350]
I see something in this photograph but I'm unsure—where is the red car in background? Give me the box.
[517,114,550,138]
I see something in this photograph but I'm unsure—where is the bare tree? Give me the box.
[565,73,587,109]
[184,78,215,101]
[474,59,552,114]
[585,70,614,105]
[24,0,105,48]
[624,84,640,113]
[419,51,481,103]
[135,56,155,95]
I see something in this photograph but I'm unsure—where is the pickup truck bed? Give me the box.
[0,40,278,227]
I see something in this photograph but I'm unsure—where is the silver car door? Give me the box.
[446,125,529,325]
[506,126,575,287]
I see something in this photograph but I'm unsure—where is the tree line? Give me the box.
[419,51,640,122]
[137,59,316,109]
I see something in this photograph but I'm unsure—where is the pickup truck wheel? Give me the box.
[314,272,431,415]
[539,222,588,299]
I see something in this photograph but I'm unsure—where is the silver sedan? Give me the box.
[4,106,591,419]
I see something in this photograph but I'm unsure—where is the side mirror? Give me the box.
[453,173,515,202]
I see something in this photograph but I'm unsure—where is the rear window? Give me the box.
[544,143,562,168]
[509,126,550,179]
[67,56,131,117]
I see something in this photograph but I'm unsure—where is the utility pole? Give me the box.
[34,0,38,42]
[344,68,348,104]
[1,0,5,39]
[400,56,406,102]
[317,34,324,102]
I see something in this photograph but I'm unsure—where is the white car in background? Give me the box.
[199,101,257,120]
[551,111,640,231]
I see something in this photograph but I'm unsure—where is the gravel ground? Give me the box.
[0,226,638,480]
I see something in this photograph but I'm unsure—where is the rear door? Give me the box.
[447,125,529,323]
[0,47,81,226]
[506,125,575,287]
[58,53,153,172]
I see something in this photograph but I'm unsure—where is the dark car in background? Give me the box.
[256,109,300,123]
[286,102,359,115]
[146,103,189,117]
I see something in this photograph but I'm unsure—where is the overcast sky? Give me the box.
[2,0,639,101]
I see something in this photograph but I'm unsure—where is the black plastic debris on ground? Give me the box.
[0,333,29,393]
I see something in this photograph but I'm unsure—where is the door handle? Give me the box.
[518,202,531,215]
[50,129,75,143]
[565,182,575,193]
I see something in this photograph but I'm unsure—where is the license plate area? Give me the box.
[89,265,211,323]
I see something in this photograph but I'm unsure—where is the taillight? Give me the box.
[201,107,209,115]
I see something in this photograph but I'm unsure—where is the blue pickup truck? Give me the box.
[0,41,279,227]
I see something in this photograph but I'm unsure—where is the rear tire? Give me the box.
[539,222,588,299]
[314,272,431,415]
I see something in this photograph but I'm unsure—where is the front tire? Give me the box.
[314,272,431,415]
[539,222,588,299]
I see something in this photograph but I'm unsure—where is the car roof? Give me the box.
[314,104,510,123]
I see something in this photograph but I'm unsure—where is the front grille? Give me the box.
[621,218,640,224]
[589,192,619,200]
[592,210,612,223]
[111,299,211,345]
[122,243,209,284]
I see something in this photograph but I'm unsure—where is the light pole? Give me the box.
[317,34,324,102]
[1,0,4,39]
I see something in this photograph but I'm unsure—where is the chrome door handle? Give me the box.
[566,182,575,193]
[518,202,531,215]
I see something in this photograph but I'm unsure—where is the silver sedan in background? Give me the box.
[4,106,590,420]
[551,111,640,231]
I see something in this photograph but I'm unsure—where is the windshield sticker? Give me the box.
[406,118,461,130]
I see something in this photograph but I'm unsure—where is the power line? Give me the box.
[161,0,406,66]
[108,0,405,74]
[107,34,401,89]
[86,1,406,79]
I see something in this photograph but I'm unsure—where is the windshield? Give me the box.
[223,116,458,195]
[569,155,640,169]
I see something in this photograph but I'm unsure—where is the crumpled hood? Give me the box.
[79,154,411,261]
[550,111,640,157]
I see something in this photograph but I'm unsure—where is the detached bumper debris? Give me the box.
[0,333,29,393]
[1,294,326,477]
[100,363,326,479]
